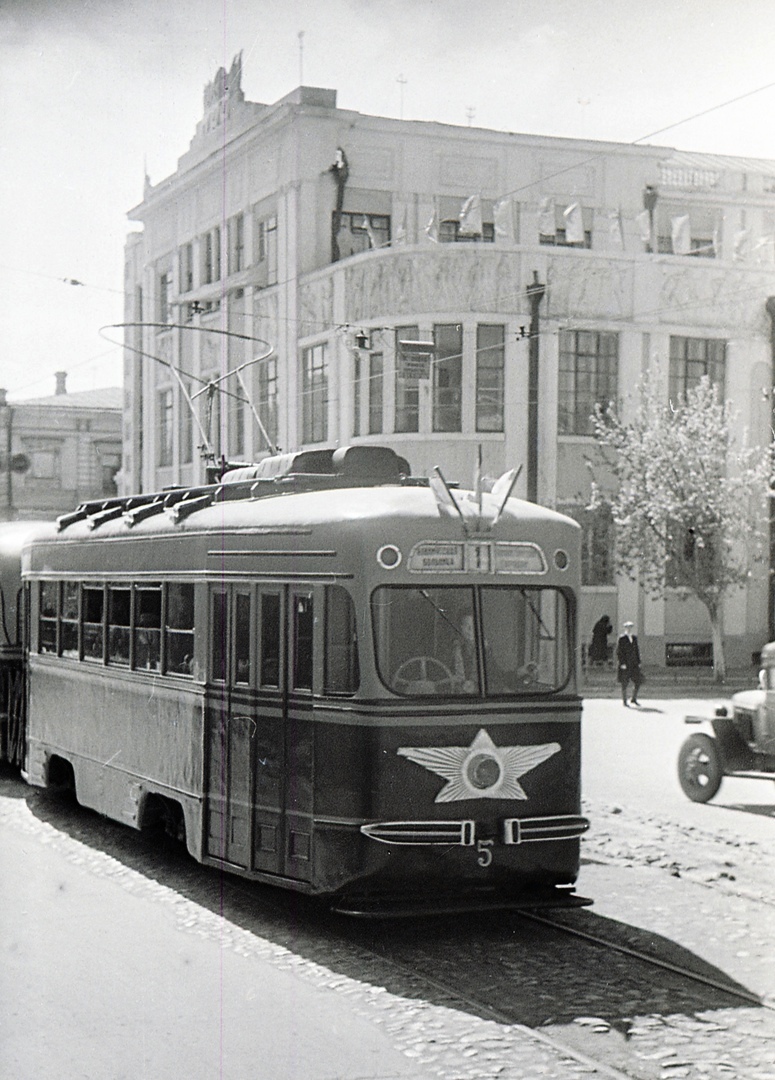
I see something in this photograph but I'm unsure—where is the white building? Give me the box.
[123,55,775,669]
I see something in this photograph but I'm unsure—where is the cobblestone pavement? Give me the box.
[2,778,774,1079]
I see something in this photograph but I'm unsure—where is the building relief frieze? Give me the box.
[657,266,774,332]
[299,277,333,336]
[546,257,634,322]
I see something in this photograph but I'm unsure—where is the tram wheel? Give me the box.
[677,733,722,803]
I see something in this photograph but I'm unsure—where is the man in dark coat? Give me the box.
[617,620,641,706]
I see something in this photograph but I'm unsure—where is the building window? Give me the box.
[180,380,193,465]
[157,388,173,467]
[476,325,504,432]
[433,324,463,433]
[439,220,495,243]
[157,270,171,324]
[227,213,245,274]
[539,204,592,248]
[334,213,390,259]
[353,352,384,435]
[558,330,619,436]
[368,353,384,435]
[669,337,726,402]
[255,213,277,286]
[202,226,221,284]
[178,243,194,293]
[30,450,59,480]
[395,325,420,434]
[301,343,328,444]
[101,453,120,495]
[656,203,717,258]
[257,355,278,450]
[559,504,615,586]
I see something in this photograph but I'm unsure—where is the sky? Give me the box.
[2,0,775,401]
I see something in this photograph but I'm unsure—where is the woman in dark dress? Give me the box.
[588,614,612,665]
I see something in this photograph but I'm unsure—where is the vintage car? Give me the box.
[678,642,775,802]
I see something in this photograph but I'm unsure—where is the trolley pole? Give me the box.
[526,271,546,504]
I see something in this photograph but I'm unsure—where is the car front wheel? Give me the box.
[678,733,723,803]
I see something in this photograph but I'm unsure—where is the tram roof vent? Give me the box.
[221,449,335,484]
[221,445,410,488]
[331,445,410,482]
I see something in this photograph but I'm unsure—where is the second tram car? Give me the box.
[19,446,589,914]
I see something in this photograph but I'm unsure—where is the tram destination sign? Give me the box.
[408,541,547,574]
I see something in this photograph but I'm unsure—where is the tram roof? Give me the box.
[28,446,579,558]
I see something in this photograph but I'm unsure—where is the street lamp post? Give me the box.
[526,271,546,503]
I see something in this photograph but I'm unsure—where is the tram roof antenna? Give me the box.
[490,465,523,527]
[430,466,467,532]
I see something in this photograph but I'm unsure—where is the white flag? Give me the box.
[395,207,408,245]
[493,197,515,243]
[563,202,585,244]
[733,227,749,260]
[538,197,555,237]
[636,210,652,245]
[671,215,691,255]
[424,209,439,243]
[459,194,483,236]
[608,209,624,250]
[361,215,378,249]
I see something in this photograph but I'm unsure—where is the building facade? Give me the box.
[1,374,122,521]
[123,56,775,669]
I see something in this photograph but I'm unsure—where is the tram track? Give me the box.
[320,902,774,1080]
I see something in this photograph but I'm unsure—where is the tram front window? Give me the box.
[372,585,571,696]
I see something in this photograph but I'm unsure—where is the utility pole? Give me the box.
[526,271,546,504]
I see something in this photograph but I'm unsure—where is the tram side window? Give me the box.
[61,582,79,658]
[82,586,104,661]
[293,593,314,691]
[38,581,58,653]
[324,586,359,695]
[135,585,161,671]
[235,592,251,684]
[211,590,228,681]
[165,583,194,676]
[108,586,131,665]
[259,592,281,688]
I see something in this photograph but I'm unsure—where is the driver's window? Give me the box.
[371,586,477,696]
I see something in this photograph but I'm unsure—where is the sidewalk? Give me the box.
[581,662,757,699]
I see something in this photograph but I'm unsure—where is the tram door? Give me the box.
[206,587,254,869]
[205,584,315,883]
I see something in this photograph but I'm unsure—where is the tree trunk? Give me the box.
[708,607,726,683]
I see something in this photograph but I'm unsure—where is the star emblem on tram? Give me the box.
[397,728,561,803]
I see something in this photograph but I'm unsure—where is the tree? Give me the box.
[589,373,770,682]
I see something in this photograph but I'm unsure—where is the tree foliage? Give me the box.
[590,373,770,680]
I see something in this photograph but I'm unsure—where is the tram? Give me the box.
[0,520,55,767]
[15,445,589,915]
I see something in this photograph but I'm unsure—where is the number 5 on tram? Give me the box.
[22,446,589,915]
